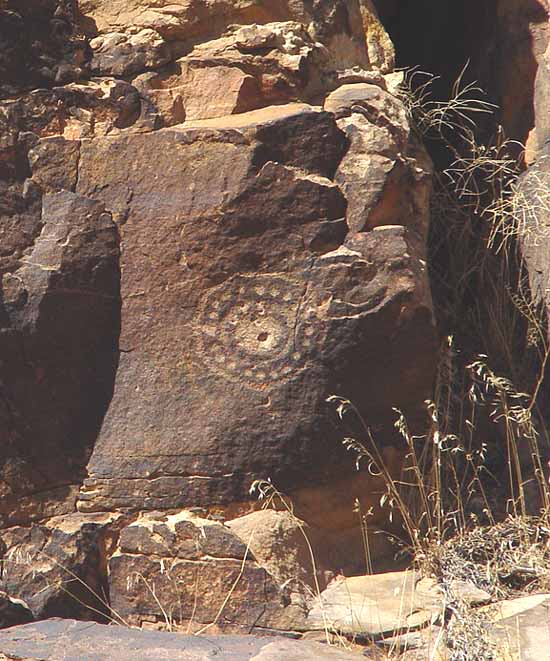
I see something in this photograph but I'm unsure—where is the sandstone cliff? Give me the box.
[1,0,549,643]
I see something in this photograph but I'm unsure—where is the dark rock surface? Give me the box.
[0,513,120,621]
[0,1,88,98]
[72,103,434,516]
[0,192,120,527]
[0,619,362,660]
[0,0,436,632]
[0,593,33,630]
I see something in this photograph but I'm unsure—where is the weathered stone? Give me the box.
[0,513,121,621]
[119,511,249,560]
[69,103,434,523]
[482,594,550,660]
[133,21,336,124]
[0,593,33,630]
[398,625,448,661]
[0,1,87,98]
[28,137,80,193]
[0,0,439,631]
[78,0,393,72]
[134,64,262,125]
[493,0,549,147]
[108,510,306,631]
[0,192,120,526]
[534,26,550,150]
[306,571,442,637]
[0,618,363,660]
[448,580,491,606]
[226,510,317,590]
[520,148,550,324]
[326,83,431,235]
[90,29,172,77]
[0,180,43,277]
[0,81,142,151]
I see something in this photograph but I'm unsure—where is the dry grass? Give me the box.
[3,65,549,661]
[324,68,550,659]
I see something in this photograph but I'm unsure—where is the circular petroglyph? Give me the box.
[197,274,311,388]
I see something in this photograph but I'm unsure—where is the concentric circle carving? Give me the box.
[197,274,312,388]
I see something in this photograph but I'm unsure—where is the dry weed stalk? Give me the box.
[327,65,550,659]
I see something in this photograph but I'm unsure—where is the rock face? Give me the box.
[1,0,436,631]
[487,594,550,660]
[107,510,306,631]
[0,619,364,660]
[511,3,550,411]
[491,0,550,155]
[75,100,433,518]
[0,191,120,527]
[0,513,120,621]
[0,594,33,630]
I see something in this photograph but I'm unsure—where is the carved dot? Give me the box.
[198,275,307,389]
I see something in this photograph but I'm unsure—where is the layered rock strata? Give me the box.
[0,0,436,631]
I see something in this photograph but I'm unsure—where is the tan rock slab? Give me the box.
[483,594,550,661]
[226,510,316,590]
[306,570,443,637]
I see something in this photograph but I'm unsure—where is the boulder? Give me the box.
[0,593,33,630]
[90,29,172,77]
[305,570,442,637]
[71,103,434,530]
[226,509,318,591]
[326,83,431,236]
[0,0,438,630]
[108,510,306,631]
[481,594,550,660]
[0,618,364,660]
[0,513,121,621]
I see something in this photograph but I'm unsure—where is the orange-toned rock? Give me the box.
[108,510,306,631]
[78,0,394,73]
[1,0,436,631]
[69,103,434,519]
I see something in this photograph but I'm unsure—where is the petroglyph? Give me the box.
[197,274,316,389]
